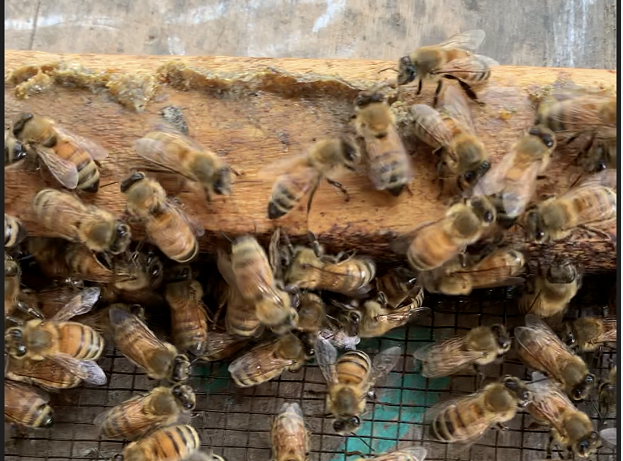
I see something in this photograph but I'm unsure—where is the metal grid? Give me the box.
[5,275,617,461]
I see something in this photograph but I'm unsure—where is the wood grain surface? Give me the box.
[4,0,617,69]
[4,50,617,272]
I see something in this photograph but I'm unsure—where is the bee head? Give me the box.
[575,431,601,457]
[110,222,132,255]
[558,322,576,348]
[5,327,27,357]
[111,455,125,461]
[490,324,511,352]
[38,405,54,428]
[339,137,361,170]
[354,91,385,108]
[524,206,546,243]
[171,354,192,382]
[546,259,578,284]
[120,172,146,193]
[333,415,361,434]
[171,384,196,411]
[397,55,417,85]
[11,113,35,139]
[4,259,21,278]
[571,373,595,402]
[212,167,232,196]
[501,375,532,407]
[4,134,28,164]
[528,125,556,150]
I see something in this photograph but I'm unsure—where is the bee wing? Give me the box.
[135,136,198,181]
[413,337,484,378]
[167,199,205,237]
[440,85,477,134]
[438,30,486,52]
[51,287,101,322]
[268,227,282,279]
[436,54,499,75]
[256,154,311,179]
[574,170,618,192]
[55,126,109,161]
[34,146,80,189]
[526,374,573,420]
[409,104,453,149]
[600,428,617,447]
[93,394,154,434]
[5,379,51,403]
[539,95,615,129]
[397,446,428,461]
[368,346,402,385]
[47,353,107,386]
[315,335,339,385]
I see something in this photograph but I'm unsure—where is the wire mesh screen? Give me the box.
[5,275,617,461]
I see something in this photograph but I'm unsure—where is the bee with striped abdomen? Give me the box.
[5,380,54,429]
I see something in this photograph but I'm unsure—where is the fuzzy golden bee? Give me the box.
[353,88,412,196]
[391,195,496,272]
[135,130,232,201]
[470,126,556,228]
[428,376,531,444]
[526,373,601,458]
[316,336,401,434]
[5,380,54,429]
[121,172,204,263]
[259,136,361,219]
[9,113,108,192]
[558,315,617,353]
[516,315,595,402]
[5,213,27,250]
[228,332,312,387]
[33,189,131,255]
[396,30,497,107]
[108,306,191,382]
[420,246,525,296]
[94,384,196,440]
[518,259,581,322]
[110,424,202,461]
[413,324,511,380]
[271,402,310,461]
[410,85,490,193]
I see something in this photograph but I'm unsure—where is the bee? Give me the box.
[4,127,28,164]
[516,314,595,402]
[271,402,310,461]
[200,331,250,362]
[285,234,376,297]
[218,236,297,334]
[10,113,108,192]
[375,267,424,310]
[526,372,601,458]
[391,195,496,272]
[111,424,201,461]
[296,292,326,334]
[353,88,412,196]
[94,384,195,440]
[4,380,54,429]
[557,316,617,353]
[396,30,497,107]
[259,136,361,219]
[164,266,209,356]
[410,85,490,193]
[135,130,232,201]
[5,356,82,390]
[228,332,312,387]
[32,189,131,255]
[420,246,525,296]
[428,376,531,444]
[600,427,617,448]
[525,173,617,244]
[5,214,27,250]
[121,172,204,263]
[4,287,107,385]
[413,324,511,380]
[598,367,617,420]
[470,126,556,228]
[316,335,401,434]
[108,307,191,382]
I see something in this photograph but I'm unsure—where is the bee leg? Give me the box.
[326,178,350,202]
[545,432,555,459]
[5,315,23,326]
[472,364,484,388]
[496,422,509,432]
[444,75,483,106]
[416,78,422,96]
[432,80,444,107]
[16,301,44,320]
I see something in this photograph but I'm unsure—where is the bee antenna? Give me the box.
[221,232,233,243]
[378,67,399,74]
[99,181,118,189]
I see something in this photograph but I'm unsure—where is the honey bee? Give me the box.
[375,267,424,310]
[218,236,297,334]
[32,189,131,255]
[413,324,511,380]
[598,367,616,420]
[271,402,310,461]
[557,315,617,353]
[526,372,601,458]
[10,113,109,192]
[5,214,27,250]
[108,307,191,382]
[4,287,107,385]
[94,384,196,440]
[228,332,312,387]
[165,266,209,356]
[516,315,595,402]
[5,356,82,390]
[410,85,490,193]
[351,447,428,461]
[428,376,531,444]
[525,173,617,244]
[199,331,250,362]
[316,336,401,434]
[4,380,54,429]
[420,246,525,296]
[121,172,204,263]
[396,30,497,107]
[285,234,376,297]
[111,424,202,461]
[259,136,361,219]
[135,130,232,201]
[296,292,326,334]
[391,195,496,272]
[353,88,412,196]
[470,126,556,228]
[4,127,28,164]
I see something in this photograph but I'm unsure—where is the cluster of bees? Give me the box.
[3,29,618,461]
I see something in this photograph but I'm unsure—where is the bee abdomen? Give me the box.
[76,158,100,193]
[58,323,105,360]
[336,351,371,385]
[226,306,261,337]
[431,402,484,442]
[140,425,200,461]
[268,179,309,219]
